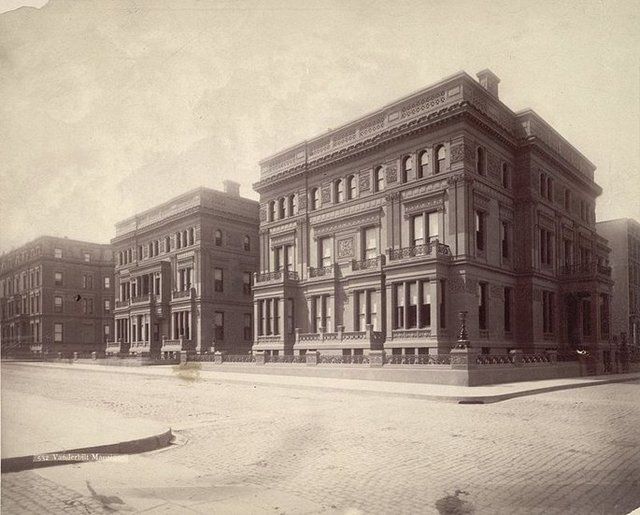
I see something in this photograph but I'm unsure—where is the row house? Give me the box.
[597,218,640,349]
[0,236,114,354]
[109,182,259,356]
[252,69,612,360]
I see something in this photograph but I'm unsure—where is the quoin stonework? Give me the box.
[251,69,613,359]
[0,236,114,354]
[597,218,640,348]
[110,182,259,357]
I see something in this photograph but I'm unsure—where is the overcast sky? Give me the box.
[1,0,638,252]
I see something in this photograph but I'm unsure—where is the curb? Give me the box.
[1,429,173,474]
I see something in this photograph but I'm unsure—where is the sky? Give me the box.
[0,0,639,252]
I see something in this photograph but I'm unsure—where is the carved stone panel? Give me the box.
[259,207,267,222]
[337,237,354,259]
[386,164,398,184]
[450,144,464,163]
[321,184,331,205]
[359,170,371,192]
[487,152,500,179]
[298,190,307,211]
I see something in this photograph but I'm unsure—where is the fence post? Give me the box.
[306,351,319,366]
[369,349,385,367]
[255,350,266,365]
[214,351,224,364]
[73,352,78,361]
[179,351,188,364]
[509,349,523,367]
[91,351,97,360]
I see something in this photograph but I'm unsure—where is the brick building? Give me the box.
[0,236,114,355]
[252,69,612,359]
[597,218,640,348]
[110,182,259,356]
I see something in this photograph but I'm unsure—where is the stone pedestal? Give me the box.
[305,351,319,366]
[73,352,78,361]
[255,351,266,365]
[449,344,479,370]
[214,351,224,364]
[369,350,385,367]
[91,352,97,360]
[179,351,188,364]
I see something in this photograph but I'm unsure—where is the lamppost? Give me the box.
[455,311,470,349]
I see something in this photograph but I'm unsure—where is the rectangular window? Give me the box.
[320,237,332,267]
[501,221,511,259]
[54,272,63,286]
[411,215,424,246]
[370,292,378,331]
[273,299,280,335]
[426,212,439,242]
[478,282,488,330]
[364,227,377,259]
[54,323,63,342]
[243,272,252,294]
[244,313,252,340]
[214,311,224,341]
[83,252,91,263]
[438,279,447,329]
[407,282,418,328]
[104,299,111,313]
[420,281,431,328]
[504,287,512,333]
[540,229,553,266]
[258,300,265,336]
[357,291,367,331]
[475,211,485,251]
[394,283,404,329]
[54,296,63,313]
[104,277,110,289]
[543,291,555,334]
[214,268,223,292]
[54,248,63,259]
[273,247,282,271]
[285,245,295,271]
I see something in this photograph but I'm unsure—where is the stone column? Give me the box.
[253,300,260,343]
[430,279,440,337]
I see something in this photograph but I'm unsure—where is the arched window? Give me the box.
[188,228,194,246]
[154,240,159,256]
[214,229,222,247]
[418,151,429,178]
[402,155,414,182]
[476,147,485,175]
[501,163,510,189]
[374,166,385,192]
[268,201,275,221]
[176,232,182,249]
[243,235,251,252]
[335,179,344,203]
[435,145,446,174]
[347,175,357,200]
[183,230,188,247]
[288,194,296,216]
[540,173,546,197]
[547,177,553,201]
[278,198,286,219]
[310,188,319,210]
[164,236,170,252]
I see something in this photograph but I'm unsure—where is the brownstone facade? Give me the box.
[597,218,640,348]
[0,236,114,354]
[252,69,612,358]
[110,182,259,356]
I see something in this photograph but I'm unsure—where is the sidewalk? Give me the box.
[1,390,172,472]
[7,361,640,404]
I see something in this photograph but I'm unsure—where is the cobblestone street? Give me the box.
[2,363,639,514]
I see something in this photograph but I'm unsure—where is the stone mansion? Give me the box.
[251,69,613,359]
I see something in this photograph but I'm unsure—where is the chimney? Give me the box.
[222,180,240,196]
[476,69,500,99]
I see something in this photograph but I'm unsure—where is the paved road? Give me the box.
[2,363,639,514]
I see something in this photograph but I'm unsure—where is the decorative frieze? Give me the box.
[386,163,398,184]
[402,179,449,201]
[311,197,385,225]
[404,196,445,217]
[499,204,514,221]
[314,212,381,237]
[270,221,298,235]
[321,184,332,205]
[473,192,491,210]
[259,207,267,222]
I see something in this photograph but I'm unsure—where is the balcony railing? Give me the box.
[172,288,194,301]
[161,338,196,352]
[115,299,130,309]
[131,294,153,305]
[295,325,384,349]
[388,241,452,261]
[105,341,121,353]
[308,264,335,278]
[255,269,299,283]
[129,340,151,352]
[560,262,612,279]
[390,328,432,339]
[351,255,385,271]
